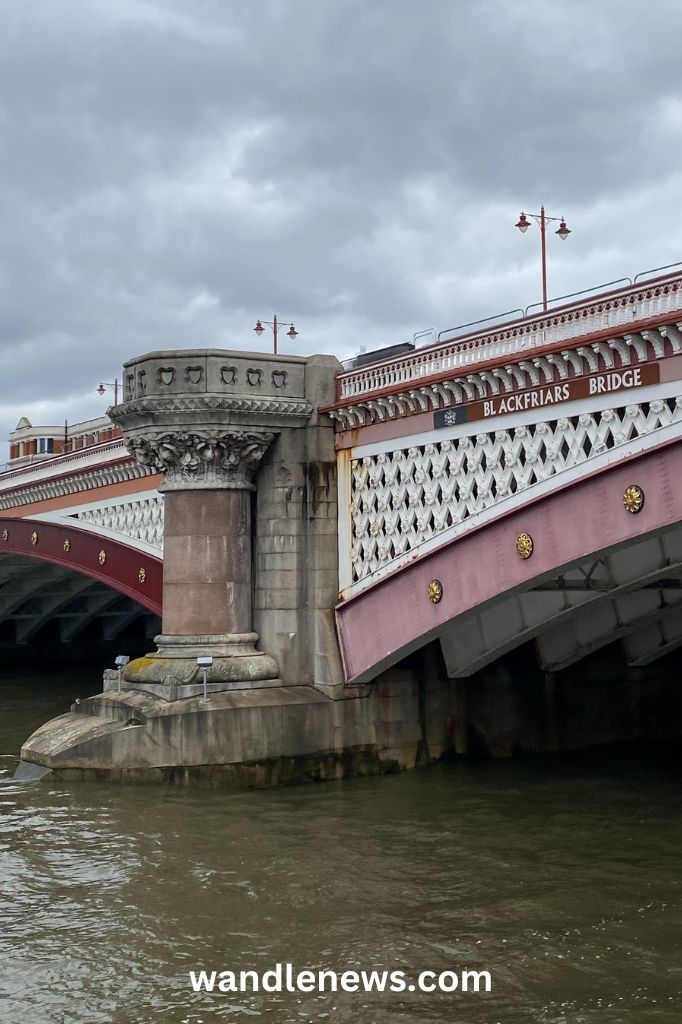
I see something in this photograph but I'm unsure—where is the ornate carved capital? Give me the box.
[126,430,274,491]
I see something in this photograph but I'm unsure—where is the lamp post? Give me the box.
[97,379,120,404]
[197,656,213,701]
[114,655,129,692]
[253,315,298,355]
[515,207,571,311]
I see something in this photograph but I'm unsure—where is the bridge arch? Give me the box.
[0,517,162,618]
[0,557,158,651]
[0,519,162,660]
[336,438,682,682]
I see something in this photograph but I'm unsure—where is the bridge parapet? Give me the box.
[332,269,682,404]
[0,434,163,553]
[0,438,132,505]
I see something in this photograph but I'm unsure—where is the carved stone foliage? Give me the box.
[126,430,275,490]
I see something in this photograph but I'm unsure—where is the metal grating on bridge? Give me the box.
[346,394,682,588]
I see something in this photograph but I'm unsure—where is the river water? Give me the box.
[0,669,680,1024]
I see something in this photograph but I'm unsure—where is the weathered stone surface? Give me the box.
[20,676,422,784]
[163,488,252,636]
[118,633,280,699]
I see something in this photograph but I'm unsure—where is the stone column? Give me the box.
[107,349,318,698]
[117,428,280,696]
[129,430,271,637]
[163,488,252,637]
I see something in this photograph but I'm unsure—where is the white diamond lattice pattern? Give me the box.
[75,497,164,550]
[349,397,682,583]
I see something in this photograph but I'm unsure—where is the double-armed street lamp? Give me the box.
[253,315,298,355]
[515,207,572,311]
[97,379,120,404]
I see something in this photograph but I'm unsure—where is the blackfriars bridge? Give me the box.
[4,267,682,781]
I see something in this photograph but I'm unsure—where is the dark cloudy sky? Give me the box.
[2,0,682,450]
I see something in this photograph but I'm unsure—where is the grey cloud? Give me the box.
[1,0,682,451]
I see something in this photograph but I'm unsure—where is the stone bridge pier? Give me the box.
[20,348,408,785]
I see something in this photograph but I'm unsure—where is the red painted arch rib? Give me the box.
[0,518,162,616]
[335,438,682,683]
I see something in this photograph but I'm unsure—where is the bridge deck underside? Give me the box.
[441,528,682,677]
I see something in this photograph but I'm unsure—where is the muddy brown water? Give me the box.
[1,668,680,1023]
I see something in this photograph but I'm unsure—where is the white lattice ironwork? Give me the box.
[349,396,682,584]
[75,497,164,550]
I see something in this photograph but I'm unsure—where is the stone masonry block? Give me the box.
[256,552,299,572]
[258,495,305,517]
[376,670,418,699]
[304,548,338,571]
[258,536,303,553]
[311,517,338,535]
[308,568,339,590]
[312,589,339,610]
[374,720,422,750]
[261,519,305,537]
[255,569,300,589]
[256,608,299,634]
[255,588,301,610]
[376,694,419,725]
